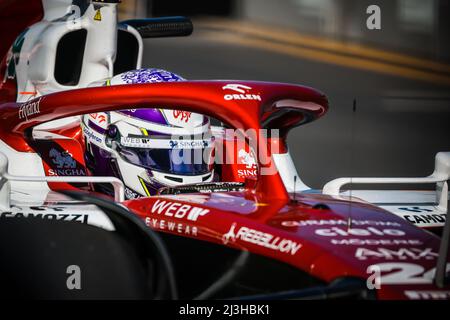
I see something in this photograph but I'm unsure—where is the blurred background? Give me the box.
[120,0,450,189]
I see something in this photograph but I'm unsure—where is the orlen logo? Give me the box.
[222,84,261,101]
[151,199,209,221]
[315,227,405,237]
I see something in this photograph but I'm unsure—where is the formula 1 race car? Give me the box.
[0,0,449,300]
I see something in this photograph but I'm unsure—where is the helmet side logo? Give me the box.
[47,148,86,176]
[169,140,178,149]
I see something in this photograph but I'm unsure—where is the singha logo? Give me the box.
[49,148,76,169]
[173,110,191,122]
[89,113,106,124]
[238,149,257,169]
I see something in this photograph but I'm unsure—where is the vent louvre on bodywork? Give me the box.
[54,29,87,86]
[114,29,139,75]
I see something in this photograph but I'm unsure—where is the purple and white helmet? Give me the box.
[82,68,215,199]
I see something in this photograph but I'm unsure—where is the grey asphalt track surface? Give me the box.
[142,28,450,189]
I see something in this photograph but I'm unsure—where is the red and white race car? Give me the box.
[0,0,449,300]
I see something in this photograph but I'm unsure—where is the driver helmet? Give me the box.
[82,68,215,199]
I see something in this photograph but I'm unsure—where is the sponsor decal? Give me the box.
[50,148,76,168]
[145,217,198,236]
[237,149,257,178]
[367,262,450,285]
[237,168,257,178]
[151,199,209,221]
[89,113,106,123]
[4,28,27,81]
[388,207,447,227]
[222,223,301,255]
[0,211,88,223]
[4,205,114,231]
[315,226,405,237]
[163,194,210,205]
[120,68,184,84]
[48,148,86,176]
[331,238,423,246]
[18,97,42,121]
[120,136,211,149]
[403,213,446,226]
[83,126,103,144]
[355,247,437,261]
[404,290,450,300]
[173,110,192,122]
[222,84,262,101]
[169,140,209,149]
[125,187,141,200]
[282,219,401,227]
[238,149,257,168]
[93,9,102,21]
